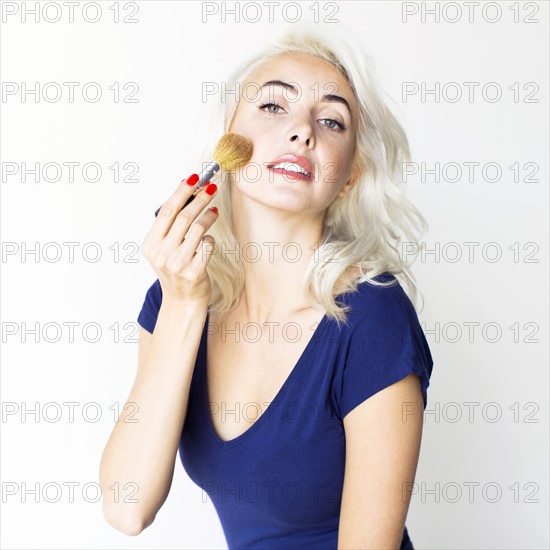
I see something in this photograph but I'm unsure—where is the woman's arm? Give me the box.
[98,173,219,534]
[99,300,207,535]
[100,302,206,535]
[337,373,425,549]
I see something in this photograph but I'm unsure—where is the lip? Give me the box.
[267,154,314,179]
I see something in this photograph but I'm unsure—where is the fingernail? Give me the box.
[210,206,218,214]
[205,183,217,195]
[186,174,199,186]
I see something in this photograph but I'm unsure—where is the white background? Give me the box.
[1,1,548,548]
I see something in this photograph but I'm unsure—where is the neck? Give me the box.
[230,194,325,322]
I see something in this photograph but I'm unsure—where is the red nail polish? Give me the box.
[210,206,219,214]
[205,183,217,195]
[186,174,199,186]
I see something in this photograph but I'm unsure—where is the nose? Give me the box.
[288,120,315,148]
[290,134,311,147]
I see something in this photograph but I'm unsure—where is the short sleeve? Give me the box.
[337,284,433,419]
[137,279,163,334]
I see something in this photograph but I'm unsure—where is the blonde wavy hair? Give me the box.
[188,22,428,327]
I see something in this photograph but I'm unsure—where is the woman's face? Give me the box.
[228,52,359,214]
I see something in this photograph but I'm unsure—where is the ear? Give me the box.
[338,162,361,198]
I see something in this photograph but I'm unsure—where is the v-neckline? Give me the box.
[201,310,330,449]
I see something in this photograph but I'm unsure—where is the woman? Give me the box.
[100,22,434,549]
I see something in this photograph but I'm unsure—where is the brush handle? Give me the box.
[154,161,220,217]
[154,193,195,217]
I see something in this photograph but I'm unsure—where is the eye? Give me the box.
[258,102,284,114]
[320,118,347,132]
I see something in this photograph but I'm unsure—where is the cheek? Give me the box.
[228,103,254,134]
[229,129,270,183]
[323,146,354,182]
[231,111,266,145]
[239,130,272,168]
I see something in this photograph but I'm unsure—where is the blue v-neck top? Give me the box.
[137,273,434,549]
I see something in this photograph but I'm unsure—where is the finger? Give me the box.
[190,234,216,274]
[172,206,219,265]
[163,183,218,250]
[150,174,201,238]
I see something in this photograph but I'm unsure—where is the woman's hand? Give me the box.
[141,175,219,306]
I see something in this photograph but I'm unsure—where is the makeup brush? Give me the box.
[154,132,253,217]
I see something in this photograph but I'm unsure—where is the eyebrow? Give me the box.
[260,79,353,118]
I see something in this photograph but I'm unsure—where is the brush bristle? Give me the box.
[213,133,253,171]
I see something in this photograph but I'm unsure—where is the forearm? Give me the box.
[99,300,207,533]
